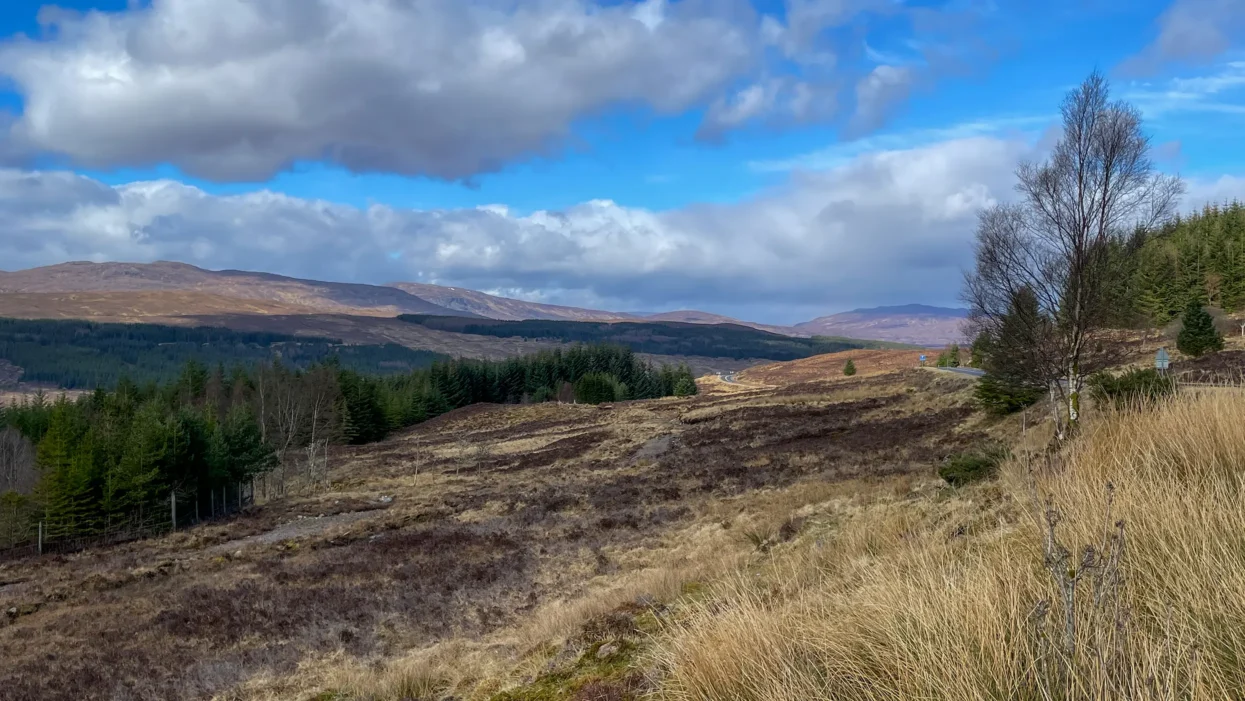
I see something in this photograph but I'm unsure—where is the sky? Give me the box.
[0,0,1241,324]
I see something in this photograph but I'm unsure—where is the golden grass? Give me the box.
[652,390,1245,700]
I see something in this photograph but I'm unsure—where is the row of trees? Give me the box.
[0,317,445,388]
[0,345,696,548]
[1129,203,1245,325]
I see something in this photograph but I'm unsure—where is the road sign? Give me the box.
[919,354,927,364]
[1155,347,1170,371]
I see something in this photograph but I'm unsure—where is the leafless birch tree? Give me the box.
[965,71,1183,438]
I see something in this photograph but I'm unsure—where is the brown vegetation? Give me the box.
[0,358,984,701]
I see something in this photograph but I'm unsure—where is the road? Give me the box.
[934,366,986,378]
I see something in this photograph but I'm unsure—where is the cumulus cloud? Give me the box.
[0,0,1005,182]
[0,0,760,181]
[0,136,1033,322]
[1121,0,1245,75]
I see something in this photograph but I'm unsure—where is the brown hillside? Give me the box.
[0,358,983,701]
[0,291,322,320]
[740,348,926,386]
[794,305,968,346]
[0,261,462,317]
[644,310,807,337]
[387,282,634,322]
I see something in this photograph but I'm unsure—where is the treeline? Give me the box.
[0,345,695,549]
[1117,202,1245,326]
[397,315,899,360]
[0,318,445,388]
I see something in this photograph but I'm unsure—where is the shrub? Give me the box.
[1088,368,1176,409]
[673,377,698,397]
[938,445,1008,487]
[843,359,857,376]
[1177,302,1224,358]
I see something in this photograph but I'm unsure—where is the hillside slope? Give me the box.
[0,355,983,701]
[387,282,634,322]
[0,262,467,318]
[794,304,968,346]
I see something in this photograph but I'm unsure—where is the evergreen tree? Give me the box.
[1176,302,1224,358]
[936,344,961,367]
[843,359,857,376]
[974,288,1046,415]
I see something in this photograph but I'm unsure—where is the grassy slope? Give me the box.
[6,347,1241,701]
[0,359,985,701]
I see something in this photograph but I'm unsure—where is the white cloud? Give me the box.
[0,0,1008,182]
[748,114,1052,172]
[0,136,1031,321]
[1125,61,1245,118]
[0,0,761,182]
[1122,0,1245,75]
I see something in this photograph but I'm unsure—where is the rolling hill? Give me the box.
[386,281,633,322]
[0,261,468,318]
[793,304,968,346]
[0,261,968,347]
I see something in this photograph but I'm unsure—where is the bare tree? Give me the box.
[965,71,1183,438]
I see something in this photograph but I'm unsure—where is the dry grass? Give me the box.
[652,390,1245,700]
[740,349,925,386]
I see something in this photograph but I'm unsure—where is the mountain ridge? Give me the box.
[0,261,968,345]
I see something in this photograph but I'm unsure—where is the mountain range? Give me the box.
[0,261,968,346]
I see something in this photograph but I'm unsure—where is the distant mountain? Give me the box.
[0,261,468,318]
[643,310,809,337]
[0,260,969,346]
[386,282,634,322]
[794,304,969,346]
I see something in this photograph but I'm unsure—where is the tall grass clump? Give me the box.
[654,390,1245,700]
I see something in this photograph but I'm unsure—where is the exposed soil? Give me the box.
[1172,350,1245,384]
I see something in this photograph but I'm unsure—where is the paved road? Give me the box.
[721,373,739,384]
[934,366,986,378]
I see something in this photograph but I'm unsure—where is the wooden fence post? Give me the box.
[171,491,177,530]
[37,521,43,556]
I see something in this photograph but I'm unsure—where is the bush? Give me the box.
[673,377,698,397]
[843,359,857,376]
[1088,368,1176,409]
[938,445,1009,487]
[1177,302,1224,358]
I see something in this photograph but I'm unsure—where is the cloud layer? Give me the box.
[0,135,1039,321]
[0,0,1000,182]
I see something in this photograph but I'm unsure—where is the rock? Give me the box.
[596,642,620,660]
[232,550,244,559]
[379,495,394,504]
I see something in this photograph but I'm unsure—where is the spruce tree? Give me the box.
[843,359,857,376]
[1176,302,1224,358]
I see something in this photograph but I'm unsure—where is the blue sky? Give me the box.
[0,0,1241,323]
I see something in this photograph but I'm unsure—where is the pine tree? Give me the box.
[843,359,857,376]
[1176,302,1224,358]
